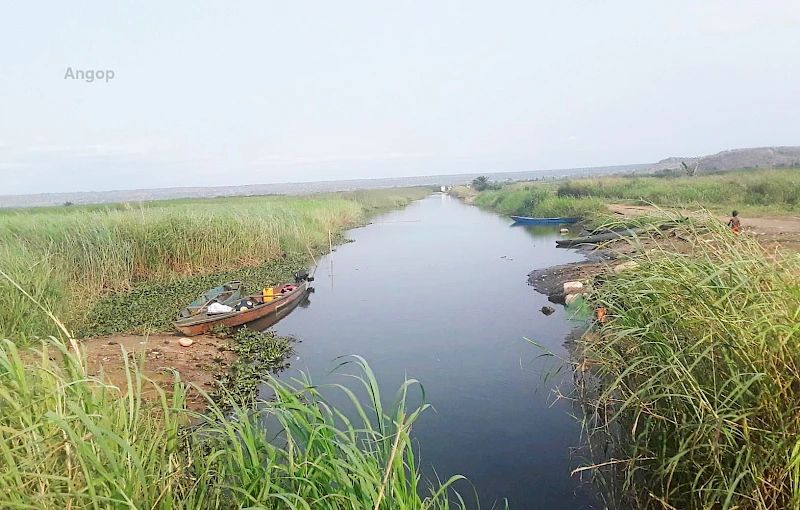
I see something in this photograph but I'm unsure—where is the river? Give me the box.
[271,194,593,509]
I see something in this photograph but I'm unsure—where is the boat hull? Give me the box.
[510,216,581,225]
[174,281,308,336]
[239,290,310,332]
[555,229,641,247]
[556,221,681,247]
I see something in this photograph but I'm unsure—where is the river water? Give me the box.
[271,194,593,509]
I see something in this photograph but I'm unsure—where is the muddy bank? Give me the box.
[83,328,296,412]
[528,224,716,302]
[528,245,617,301]
[83,333,236,411]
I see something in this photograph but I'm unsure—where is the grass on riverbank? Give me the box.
[0,336,472,509]
[78,253,308,337]
[556,168,800,215]
[453,168,800,222]
[473,187,608,219]
[0,188,430,341]
[575,216,800,509]
[450,185,608,219]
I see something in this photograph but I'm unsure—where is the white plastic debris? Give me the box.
[178,338,194,347]
[208,302,234,314]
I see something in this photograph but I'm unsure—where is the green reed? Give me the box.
[0,189,430,339]
[472,187,608,219]
[574,214,800,509]
[0,337,473,509]
[0,337,188,508]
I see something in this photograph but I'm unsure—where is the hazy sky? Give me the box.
[1,1,799,195]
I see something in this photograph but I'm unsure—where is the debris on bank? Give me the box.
[528,246,616,305]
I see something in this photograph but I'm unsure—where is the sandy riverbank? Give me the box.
[81,333,236,411]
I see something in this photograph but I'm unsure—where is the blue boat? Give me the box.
[510,216,581,225]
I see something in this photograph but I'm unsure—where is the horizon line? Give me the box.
[1,162,647,199]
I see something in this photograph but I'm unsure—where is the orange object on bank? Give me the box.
[597,307,607,323]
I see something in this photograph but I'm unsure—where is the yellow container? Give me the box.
[263,287,275,302]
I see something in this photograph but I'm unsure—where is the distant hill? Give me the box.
[645,146,800,173]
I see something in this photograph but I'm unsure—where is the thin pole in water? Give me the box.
[328,230,334,289]
[306,243,319,278]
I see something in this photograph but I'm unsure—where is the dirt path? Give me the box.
[82,333,235,411]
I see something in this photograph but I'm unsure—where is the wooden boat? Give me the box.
[240,288,312,332]
[173,281,309,336]
[556,221,680,247]
[555,228,641,247]
[510,216,581,225]
[177,281,243,319]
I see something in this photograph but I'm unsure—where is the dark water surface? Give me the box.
[271,195,593,509]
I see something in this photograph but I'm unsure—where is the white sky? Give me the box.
[1,1,799,194]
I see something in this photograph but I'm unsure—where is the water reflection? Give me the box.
[510,223,581,244]
[270,196,593,509]
[245,289,312,332]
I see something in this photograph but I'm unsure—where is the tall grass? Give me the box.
[447,186,476,201]
[0,189,430,339]
[0,337,473,509]
[472,187,608,219]
[463,168,800,226]
[556,168,800,213]
[574,216,800,509]
[0,338,188,508]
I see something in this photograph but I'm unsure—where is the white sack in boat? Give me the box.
[208,302,234,314]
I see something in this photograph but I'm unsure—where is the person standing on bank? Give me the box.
[727,211,741,233]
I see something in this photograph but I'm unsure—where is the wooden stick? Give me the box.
[374,414,406,510]
[570,456,656,476]
[306,243,319,277]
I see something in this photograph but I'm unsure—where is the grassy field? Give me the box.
[0,188,431,341]
[574,217,800,509]
[0,337,472,509]
[454,168,800,220]
[554,168,800,215]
